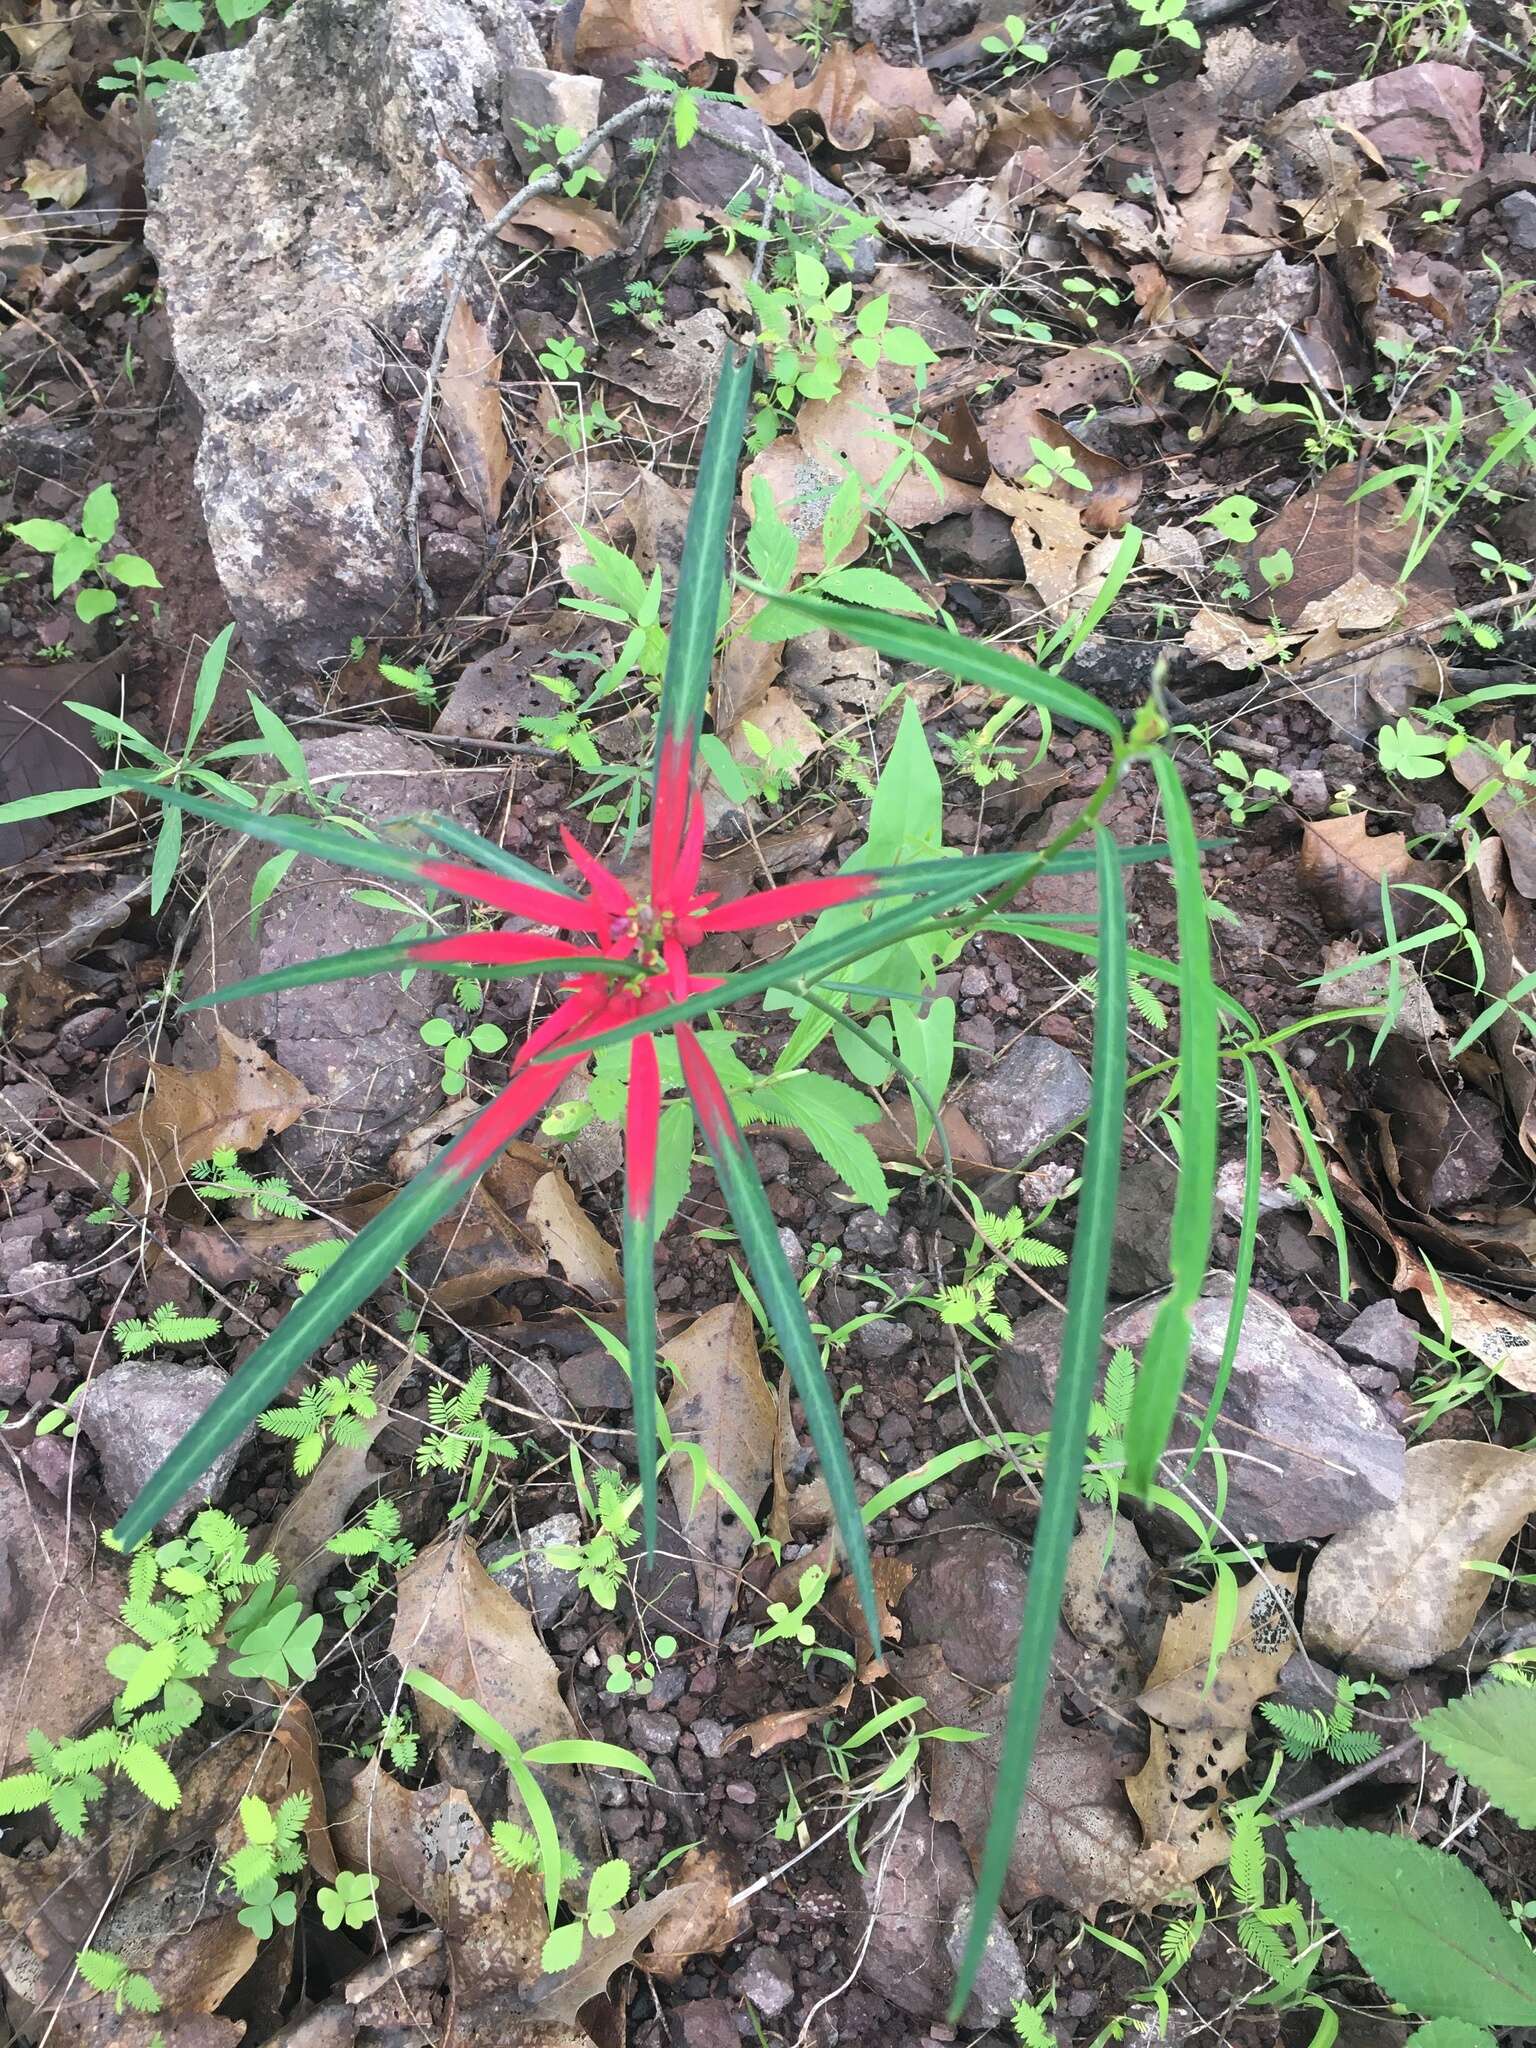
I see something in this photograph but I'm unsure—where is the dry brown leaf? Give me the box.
[262,1361,412,1604]
[980,392,1141,534]
[1465,837,1536,1163]
[1402,1271,1536,1391]
[1304,1441,1536,1675]
[823,1554,913,1680]
[875,176,1021,271]
[1167,165,1279,278]
[0,1464,124,1770]
[390,1535,604,1867]
[574,0,736,67]
[1449,724,1536,900]
[982,476,1092,616]
[930,1687,1178,1914]
[332,1766,544,1997]
[527,1884,726,2025]
[58,1024,311,1212]
[1297,812,1415,933]
[598,309,731,418]
[508,195,621,259]
[664,1298,776,1641]
[441,302,511,527]
[638,1848,748,1980]
[743,43,947,150]
[724,684,823,784]
[1125,1571,1297,1884]
[724,1679,854,1755]
[526,1169,621,1302]
[22,154,85,205]
[1236,466,1454,631]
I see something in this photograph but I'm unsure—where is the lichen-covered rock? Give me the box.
[146,0,538,672]
[182,731,472,1197]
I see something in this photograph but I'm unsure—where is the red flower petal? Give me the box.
[442,1051,586,1179]
[419,858,606,933]
[559,827,633,917]
[649,734,694,903]
[407,933,614,969]
[699,873,874,933]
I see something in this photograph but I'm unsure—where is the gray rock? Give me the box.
[0,1338,30,1405]
[628,1708,681,1755]
[843,1209,900,1260]
[847,1788,1029,2023]
[997,1282,1405,1543]
[78,1363,255,1532]
[0,1234,43,1280]
[943,1912,1032,2026]
[902,1520,1031,1687]
[692,1716,729,1759]
[854,1317,913,1361]
[853,0,981,54]
[146,0,540,673]
[1337,1298,1421,1381]
[738,1947,796,2017]
[1108,1153,1179,1298]
[481,1511,582,1626]
[1427,1090,1505,1209]
[501,67,604,176]
[672,1999,737,2048]
[776,1227,807,1282]
[925,506,1025,581]
[183,731,472,1197]
[1499,190,1536,257]
[4,1263,87,1321]
[965,1036,1092,1166]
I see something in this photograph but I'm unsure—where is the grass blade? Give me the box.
[948,825,1128,2019]
[1122,754,1219,1497]
[746,588,1123,737]
[650,345,756,889]
[181,941,619,1011]
[1184,1053,1260,1471]
[624,1031,662,1556]
[675,1021,881,1649]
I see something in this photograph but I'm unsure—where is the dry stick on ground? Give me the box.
[1184,588,1534,724]
[1273,1734,1423,1820]
[407,96,799,612]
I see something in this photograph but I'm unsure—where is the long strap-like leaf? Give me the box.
[624,1031,662,1556]
[107,1058,577,1550]
[675,1021,881,1650]
[650,346,756,893]
[181,940,624,1011]
[947,825,1129,2020]
[1122,754,1219,1496]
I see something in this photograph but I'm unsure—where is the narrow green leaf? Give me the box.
[108,1152,479,1550]
[678,1029,881,1651]
[149,804,184,917]
[185,623,235,754]
[1123,755,1218,1497]
[179,940,618,1011]
[414,812,580,899]
[1184,1053,1260,1469]
[745,587,1123,737]
[949,826,1127,2021]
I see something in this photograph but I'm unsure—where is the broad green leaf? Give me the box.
[1416,1686,1536,1826]
[104,553,162,589]
[54,534,98,596]
[247,693,312,792]
[149,805,184,916]
[949,826,1127,2020]
[6,517,73,553]
[747,477,799,591]
[0,784,108,829]
[818,565,934,616]
[75,586,117,623]
[1123,755,1217,1495]
[541,1920,584,1974]
[80,483,120,545]
[752,1070,890,1213]
[1407,2024,1496,2047]
[1287,1825,1536,2025]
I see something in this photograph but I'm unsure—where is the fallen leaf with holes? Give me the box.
[598,309,731,419]
[440,302,511,527]
[1317,939,1446,1044]
[1235,467,1454,631]
[982,477,1093,617]
[639,1848,748,1981]
[1305,1442,1536,1676]
[333,1766,545,1994]
[1297,813,1415,933]
[574,0,736,66]
[930,1685,1179,1914]
[743,43,948,150]
[1403,1273,1536,1392]
[1058,1508,1162,1754]
[0,1464,124,1770]
[724,1680,855,1756]
[391,1535,605,1868]
[1125,1571,1298,1884]
[526,1169,621,1302]
[58,1024,312,1210]
[664,1298,777,1641]
[980,393,1141,534]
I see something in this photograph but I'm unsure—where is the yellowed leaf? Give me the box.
[724,1679,855,1756]
[22,155,85,205]
[1297,811,1415,931]
[639,1848,749,1980]
[983,475,1092,616]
